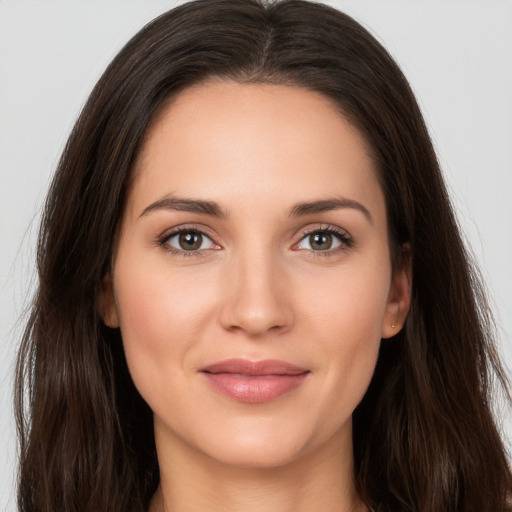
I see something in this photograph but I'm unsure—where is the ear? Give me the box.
[381,245,412,339]
[97,271,120,328]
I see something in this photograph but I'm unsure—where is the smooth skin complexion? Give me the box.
[100,81,411,512]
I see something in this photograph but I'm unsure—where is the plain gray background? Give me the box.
[1,1,511,510]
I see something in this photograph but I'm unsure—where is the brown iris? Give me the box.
[179,232,203,250]
[309,232,333,250]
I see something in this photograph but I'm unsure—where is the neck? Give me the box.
[149,422,367,512]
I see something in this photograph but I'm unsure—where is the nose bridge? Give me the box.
[219,241,292,336]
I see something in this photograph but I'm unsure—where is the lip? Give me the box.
[199,359,310,403]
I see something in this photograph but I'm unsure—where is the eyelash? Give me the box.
[157,225,217,257]
[295,224,353,257]
[157,224,353,257]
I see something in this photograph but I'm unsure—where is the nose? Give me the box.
[219,249,294,337]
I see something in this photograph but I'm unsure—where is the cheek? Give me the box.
[297,258,390,410]
[112,257,218,394]
[301,259,391,345]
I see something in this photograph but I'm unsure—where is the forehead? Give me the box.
[127,81,384,224]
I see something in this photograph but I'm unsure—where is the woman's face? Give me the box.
[102,81,410,469]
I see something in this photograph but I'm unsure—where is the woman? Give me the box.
[15,0,512,511]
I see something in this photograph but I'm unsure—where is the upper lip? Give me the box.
[200,358,309,376]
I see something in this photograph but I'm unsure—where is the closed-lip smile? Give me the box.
[199,358,310,403]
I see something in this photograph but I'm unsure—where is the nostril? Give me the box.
[219,293,293,336]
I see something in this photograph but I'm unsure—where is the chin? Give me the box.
[203,433,309,469]
[186,413,349,471]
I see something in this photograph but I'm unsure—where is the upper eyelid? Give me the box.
[297,224,351,240]
[158,224,218,241]
[301,224,349,234]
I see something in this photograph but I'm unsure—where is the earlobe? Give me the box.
[381,245,412,339]
[97,272,120,328]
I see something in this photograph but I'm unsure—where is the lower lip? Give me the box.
[201,372,309,403]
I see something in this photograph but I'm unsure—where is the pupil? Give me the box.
[310,232,332,250]
[179,232,202,250]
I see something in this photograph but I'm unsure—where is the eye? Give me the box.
[295,227,352,252]
[161,229,219,253]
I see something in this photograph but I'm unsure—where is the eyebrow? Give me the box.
[139,194,373,224]
[139,196,228,218]
[288,197,373,224]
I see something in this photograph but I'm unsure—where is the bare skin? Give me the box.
[100,81,411,512]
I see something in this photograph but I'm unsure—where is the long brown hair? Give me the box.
[15,1,511,511]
